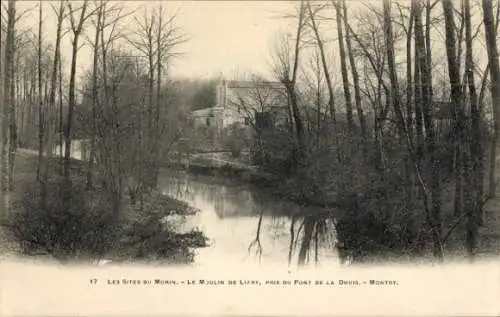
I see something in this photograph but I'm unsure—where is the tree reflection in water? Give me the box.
[159,172,340,268]
[248,211,264,263]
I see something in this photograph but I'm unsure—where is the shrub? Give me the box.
[332,167,430,263]
[3,177,209,264]
[4,177,118,261]
[223,123,248,158]
[253,128,435,264]
[251,127,296,174]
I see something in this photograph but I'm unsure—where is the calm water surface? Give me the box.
[56,142,340,268]
[159,171,340,269]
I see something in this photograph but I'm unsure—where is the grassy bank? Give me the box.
[0,152,208,264]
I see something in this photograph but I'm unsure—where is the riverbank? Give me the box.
[0,151,209,264]
[164,155,334,210]
[164,152,500,262]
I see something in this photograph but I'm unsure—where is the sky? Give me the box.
[12,0,298,80]
[162,1,296,79]
[9,0,490,85]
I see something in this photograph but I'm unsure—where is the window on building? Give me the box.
[244,117,251,126]
[206,117,211,126]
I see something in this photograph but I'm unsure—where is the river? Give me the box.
[158,170,341,269]
[48,141,340,269]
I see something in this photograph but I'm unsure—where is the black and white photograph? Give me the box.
[0,0,499,316]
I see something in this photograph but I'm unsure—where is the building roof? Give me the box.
[225,80,286,90]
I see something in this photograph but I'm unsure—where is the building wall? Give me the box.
[192,107,224,130]
[215,80,288,129]
[191,79,289,142]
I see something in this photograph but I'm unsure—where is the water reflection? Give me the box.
[159,171,340,269]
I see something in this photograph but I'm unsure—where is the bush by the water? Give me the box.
[4,177,117,260]
[3,176,208,263]
[333,186,429,263]
[249,124,460,264]
[223,123,250,158]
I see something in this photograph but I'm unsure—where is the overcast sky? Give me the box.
[14,0,298,80]
[11,0,489,84]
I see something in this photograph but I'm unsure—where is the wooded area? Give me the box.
[1,0,500,266]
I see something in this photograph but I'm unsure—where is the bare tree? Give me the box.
[86,0,104,189]
[306,1,336,122]
[63,0,95,184]
[425,0,434,104]
[152,5,187,187]
[1,0,16,217]
[305,1,342,163]
[464,0,482,261]
[345,14,390,169]
[37,0,44,184]
[46,0,67,180]
[482,0,500,198]
[271,1,307,171]
[342,0,367,140]
[415,0,443,261]
[125,4,186,189]
[333,0,354,133]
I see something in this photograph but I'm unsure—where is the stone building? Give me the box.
[192,77,289,132]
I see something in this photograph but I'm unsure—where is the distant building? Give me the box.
[192,106,224,129]
[192,77,290,132]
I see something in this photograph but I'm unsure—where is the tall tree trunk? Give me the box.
[306,1,341,163]
[46,0,65,185]
[15,67,21,147]
[383,0,405,134]
[406,5,415,205]
[413,43,424,161]
[6,1,17,192]
[342,0,366,140]
[286,0,306,171]
[465,0,481,260]
[482,0,500,198]
[442,0,466,221]
[425,0,433,103]
[334,0,354,134]
[37,0,45,184]
[417,0,443,261]
[143,26,155,189]
[307,3,336,119]
[87,1,103,189]
[0,3,5,221]
[153,4,164,189]
[64,43,78,182]
[58,53,64,174]
[64,1,89,184]
[1,0,16,217]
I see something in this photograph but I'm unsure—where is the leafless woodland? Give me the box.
[1,0,500,266]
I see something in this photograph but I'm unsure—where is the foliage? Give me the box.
[251,127,296,175]
[3,176,208,263]
[222,123,249,158]
[5,177,117,260]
